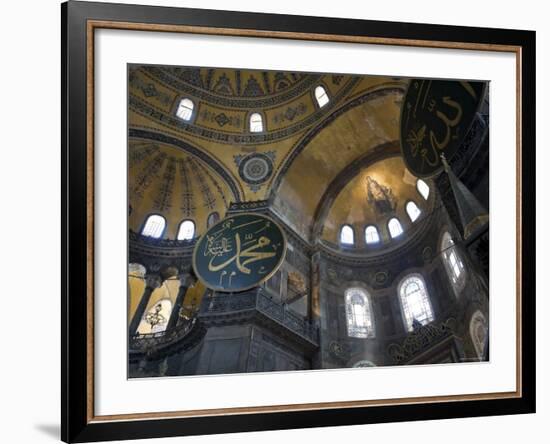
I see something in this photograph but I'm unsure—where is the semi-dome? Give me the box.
[321,156,434,249]
[128,140,235,239]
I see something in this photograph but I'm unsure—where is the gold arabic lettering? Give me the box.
[429,96,463,150]
[406,96,464,169]
[207,233,276,275]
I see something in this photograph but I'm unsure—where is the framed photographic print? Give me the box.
[62,0,536,442]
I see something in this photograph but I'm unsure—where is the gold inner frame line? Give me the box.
[86,19,523,423]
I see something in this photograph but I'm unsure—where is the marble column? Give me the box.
[309,251,321,321]
[129,273,162,337]
[166,272,197,331]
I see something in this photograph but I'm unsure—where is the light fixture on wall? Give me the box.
[145,304,166,332]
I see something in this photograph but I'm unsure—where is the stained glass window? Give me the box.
[406,201,421,222]
[399,274,434,332]
[345,288,375,338]
[249,112,264,132]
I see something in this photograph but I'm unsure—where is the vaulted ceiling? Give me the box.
[128,65,426,244]
[129,140,234,238]
[321,156,433,245]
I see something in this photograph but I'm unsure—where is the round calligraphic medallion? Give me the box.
[192,213,286,292]
[400,79,486,178]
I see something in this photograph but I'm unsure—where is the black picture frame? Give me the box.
[62,1,536,442]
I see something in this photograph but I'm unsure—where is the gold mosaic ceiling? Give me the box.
[128,65,418,241]
[322,157,433,245]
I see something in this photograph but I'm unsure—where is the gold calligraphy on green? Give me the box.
[192,213,286,292]
[400,79,486,178]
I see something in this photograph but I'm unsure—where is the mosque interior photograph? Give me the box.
[127,65,490,378]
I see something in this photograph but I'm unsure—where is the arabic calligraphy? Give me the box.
[207,233,276,274]
[400,79,486,178]
[193,213,286,292]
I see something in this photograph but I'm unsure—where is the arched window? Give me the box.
[340,225,354,245]
[417,179,430,200]
[365,225,380,244]
[207,211,220,228]
[177,219,195,240]
[398,274,434,332]
[176,98,194,121]
[345,288,375,338]
[249,112,264,132]
[314,85,330,108]
[388,217,403,238]
[406,201,421,222]
[441,231,466,293]
[142,214,166,238]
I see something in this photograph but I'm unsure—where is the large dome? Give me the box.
[128,65,408,241]
[129,65,363,146]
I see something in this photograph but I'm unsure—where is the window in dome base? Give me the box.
[398,274,434,332]
[141,214,166,239]
[365,225,380,244]
[177,219,195,241]
[340,224,354,246]
[406,201,421,222]
[345,288,375,338]
[176,98,194,121]
[249,112,264,133]
[314,85,330,108]
[388,217,404,238]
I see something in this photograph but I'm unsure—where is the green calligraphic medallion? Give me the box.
[400,79,487,178]
[192,213,286,292]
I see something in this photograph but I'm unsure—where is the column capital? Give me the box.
[128,263,146,277]
[144,273,163,289]
[178,272,197,288]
